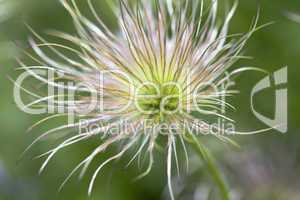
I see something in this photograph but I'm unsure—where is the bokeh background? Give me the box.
[0,0,299,200]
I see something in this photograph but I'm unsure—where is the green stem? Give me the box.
[189,133,230,200]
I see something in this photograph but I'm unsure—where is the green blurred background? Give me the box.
[0,0,299,200]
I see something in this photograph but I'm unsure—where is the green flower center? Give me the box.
[136,82,182,121]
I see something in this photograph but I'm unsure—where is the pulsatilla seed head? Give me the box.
[16,0,265,199]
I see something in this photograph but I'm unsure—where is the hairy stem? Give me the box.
[189,133,230,200]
